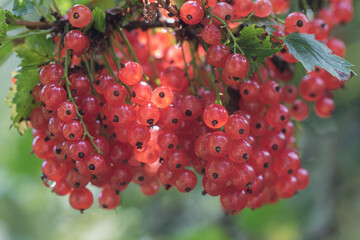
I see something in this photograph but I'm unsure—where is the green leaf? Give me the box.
[174,0,185,9]
[0,8,8,40]
[8,67,40,134]
[236,25,283,74]
[92,0,116,10]
[283,33,355,81]
[5,84,29,135]
[92,7,106,33]
[0,41,13,66]
[246,16,279,34]
[13,34,55,67]
[12,0,36,15]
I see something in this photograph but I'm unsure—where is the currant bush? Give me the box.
[2,0,355,215]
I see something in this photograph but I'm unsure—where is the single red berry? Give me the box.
[180,1,204,25]
[68,4,92,28]
[201,24,222,45]
[314,97,335,118]
[254,0,273,18]
[225,54,250,80]
[69,188,93,211]
[39,64,64,85]
[203,104,228,129]
[98,187,120,209]
[64,30,87,52]
[174,169,198,193]
[285,12,310,33]
[118,61,143,85]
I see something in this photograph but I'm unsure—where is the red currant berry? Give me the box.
[254,0,273,18]
[151,86,173,109]
[180,1,204,25]
[285,12,310,33]
[201,24,222,45]
[290,99,309,121]
[174,169,197,193]
[206,44,230,68]
[314,97,335,118]
[68,4,92,28]
[69,188,93,211]
[118,61,143,85]
[39,64,64,85]
[98,188,120,209]
[203,104,228,129]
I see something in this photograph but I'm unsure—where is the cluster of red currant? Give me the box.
[27,0,353,214]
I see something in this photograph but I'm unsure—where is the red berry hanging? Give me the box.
[68,4,92,28]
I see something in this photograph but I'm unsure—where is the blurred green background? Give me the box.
[0,0,360,240]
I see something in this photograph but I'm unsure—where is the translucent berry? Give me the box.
[68,4,92,28]
[180,1,204,25]
[254,0,273,18]
[69,188,93,211]
[39,64,64,85]
[201,24,222,45]
[118,61,143,85]
[203,104,228,129]
[285,12,310,33]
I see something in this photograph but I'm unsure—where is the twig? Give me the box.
[157,0,179,17]
[8,19,52,29]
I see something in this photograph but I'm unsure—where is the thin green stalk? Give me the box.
[107,38,120,71]
[194,51,205,88]
[217,68,229,106]
[181,44,194,94]
[56,33,63,65]
[83,54,98,98]
[231,12,254,23]
[146,31,158,80]
[210,66,222,105]
[3,30,51,41]
[101,53,131,93]
[90,52,96,84]
[256,66,264,83]
[301,0,310,10]
[212,15,245,55]
[33,0,48,20]
[101,53,117,80]
[64,50,103,154]
[118,27,150,82]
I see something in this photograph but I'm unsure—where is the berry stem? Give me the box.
[212,15,245,55]
[101,53,131,92]
[32,0,49,21]
[146,31,159,80]
[300,0,311,10]
[189,42,199,94]
[231,12,254,23]
[101,53,131,94]
[256,66,264,83]
[271,16,285,24]
[181,43,195,95]
[118,27,150,82]
[107,38,121,71]
[83,54,99,98]
[56,33,63,65]
[64,50,103,155]
[211,66,222,105]
[217,68,230,106]
[101,53,117,80]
